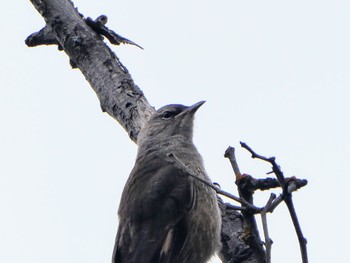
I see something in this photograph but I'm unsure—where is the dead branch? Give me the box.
[26,0,154,142]
[225,147,267,262]
[27,1,309,262]
[240,142,309,263]
[261,194,275,263]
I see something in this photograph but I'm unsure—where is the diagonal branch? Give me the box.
[167,152,260,212]
[27,0,154,142]
[27,2,308,263]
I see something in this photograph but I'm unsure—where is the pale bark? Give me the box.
[27,1,266,262]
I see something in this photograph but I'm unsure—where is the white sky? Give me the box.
[1,1,349,262]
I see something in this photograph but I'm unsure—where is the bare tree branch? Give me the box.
[27,1,309,263]
[168,152,256,211]
[240,142,309,263]
[224,146,242,178]
[26,0,154,142]
[261,194,275,263]
[27,1,258,262]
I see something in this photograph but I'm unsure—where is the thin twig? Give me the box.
[285,197,308,263]
[240,141,286,186]
[240,141,309,263]
[261,194,276,263]
[167,153,261,212]
[266,193,285,213]
[224,146,241,178]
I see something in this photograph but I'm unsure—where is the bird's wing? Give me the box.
[112,162,195,263]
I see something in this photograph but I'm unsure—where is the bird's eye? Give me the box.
[162,111,174,119]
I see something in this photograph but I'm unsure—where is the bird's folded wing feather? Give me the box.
[112,163,195,263]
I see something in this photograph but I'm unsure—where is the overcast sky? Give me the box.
[1,1,349,262]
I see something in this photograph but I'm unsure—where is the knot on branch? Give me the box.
[285,177,308,194]
[25,26,62,49]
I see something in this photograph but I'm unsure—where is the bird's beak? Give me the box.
[186,101,206,114]
[176,101,205,119]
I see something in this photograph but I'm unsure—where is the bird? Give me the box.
[112,101,221,263]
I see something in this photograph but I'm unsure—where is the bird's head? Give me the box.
[137,101,205,147]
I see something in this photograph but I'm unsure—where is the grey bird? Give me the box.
[112,101,221,263]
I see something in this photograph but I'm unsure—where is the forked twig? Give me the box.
[240,141,308,263]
